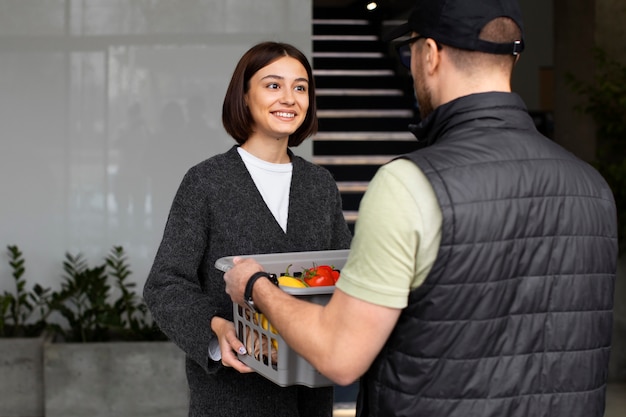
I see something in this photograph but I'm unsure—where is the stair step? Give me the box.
[313,155,395,165]
[317,88,403,96]
[314,140,418,156]
[337,181,370,193]
[313,34,378,42]
[315,75,401,89]
[314,56,395,70]
[318,109,413,118]
[314,52,384,58]
[319,117,415,132]
[314,69,394,76]
[317,95,412,110]
[314,39,384,53]
[316,90,407,109]
[312,19,369,26]
[341,193,365,212]
[314,131,415,141]
[323,164,381,182]
[343,211,359,223]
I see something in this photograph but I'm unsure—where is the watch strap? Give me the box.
[244,271,278,312]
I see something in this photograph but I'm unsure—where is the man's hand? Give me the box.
[223,256,402,385]
[223,257,264,305]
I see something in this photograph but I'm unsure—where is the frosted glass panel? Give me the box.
[0,0,312,292]
[0,0,67,36]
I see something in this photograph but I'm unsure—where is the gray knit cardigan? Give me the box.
[143,145,352,417]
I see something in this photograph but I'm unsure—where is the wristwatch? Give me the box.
[244,271,278,313]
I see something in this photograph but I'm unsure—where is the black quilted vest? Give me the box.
[356,93,617,417]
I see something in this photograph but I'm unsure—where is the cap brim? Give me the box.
[382,22,411,42]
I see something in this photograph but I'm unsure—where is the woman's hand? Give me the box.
[210,316,254,373]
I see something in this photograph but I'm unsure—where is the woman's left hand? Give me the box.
[210,316,254,373]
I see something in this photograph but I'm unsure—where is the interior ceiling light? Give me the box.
[366,2,378,11]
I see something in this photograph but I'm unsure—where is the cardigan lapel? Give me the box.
[228,146,288,235]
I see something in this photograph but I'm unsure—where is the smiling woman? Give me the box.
[143,41,352,417]
[222,42,318,150]
[243,56,310,152]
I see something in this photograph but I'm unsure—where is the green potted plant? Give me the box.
[0,245,53,417]
[49,245,165,343]
[1,245,54,337]
[44,246,189,417]
[568,48,626,382]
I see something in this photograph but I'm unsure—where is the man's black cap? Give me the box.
[384,0,525,55]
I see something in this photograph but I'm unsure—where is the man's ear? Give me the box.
[424,38,441,74]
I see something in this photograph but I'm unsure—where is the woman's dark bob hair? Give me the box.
[222,41,318,147]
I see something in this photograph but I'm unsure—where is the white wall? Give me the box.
[0,0,312,294]
[0,0,555,295]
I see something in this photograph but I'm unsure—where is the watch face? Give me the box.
[245,299,257,313]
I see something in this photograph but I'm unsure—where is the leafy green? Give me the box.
[1,244,166,342]
[0,245,53,337]
[52,246,166,342]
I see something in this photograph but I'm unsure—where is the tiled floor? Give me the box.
[333,383,626,417]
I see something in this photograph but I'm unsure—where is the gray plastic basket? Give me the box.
[215,249,349,387]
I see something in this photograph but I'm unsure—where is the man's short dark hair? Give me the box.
[446,17,523,72]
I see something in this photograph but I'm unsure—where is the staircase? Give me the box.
[311,7,557,234]
[312,7,420,232]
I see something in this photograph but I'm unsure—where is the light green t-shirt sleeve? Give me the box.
[336,158,442,309]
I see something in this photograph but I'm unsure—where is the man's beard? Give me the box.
[414,72,434,120]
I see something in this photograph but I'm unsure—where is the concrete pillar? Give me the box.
[596,0,626,58]
[554,0,626,382]
[554,0,626,158]
[594,0,626,383]
[553,0,596,161]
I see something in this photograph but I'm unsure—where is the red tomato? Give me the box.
[303,264,336,287]
[304,273,335,287]
[316,265,340,283]
[316,265,334,278]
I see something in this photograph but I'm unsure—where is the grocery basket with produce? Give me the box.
[215,249,349,387]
